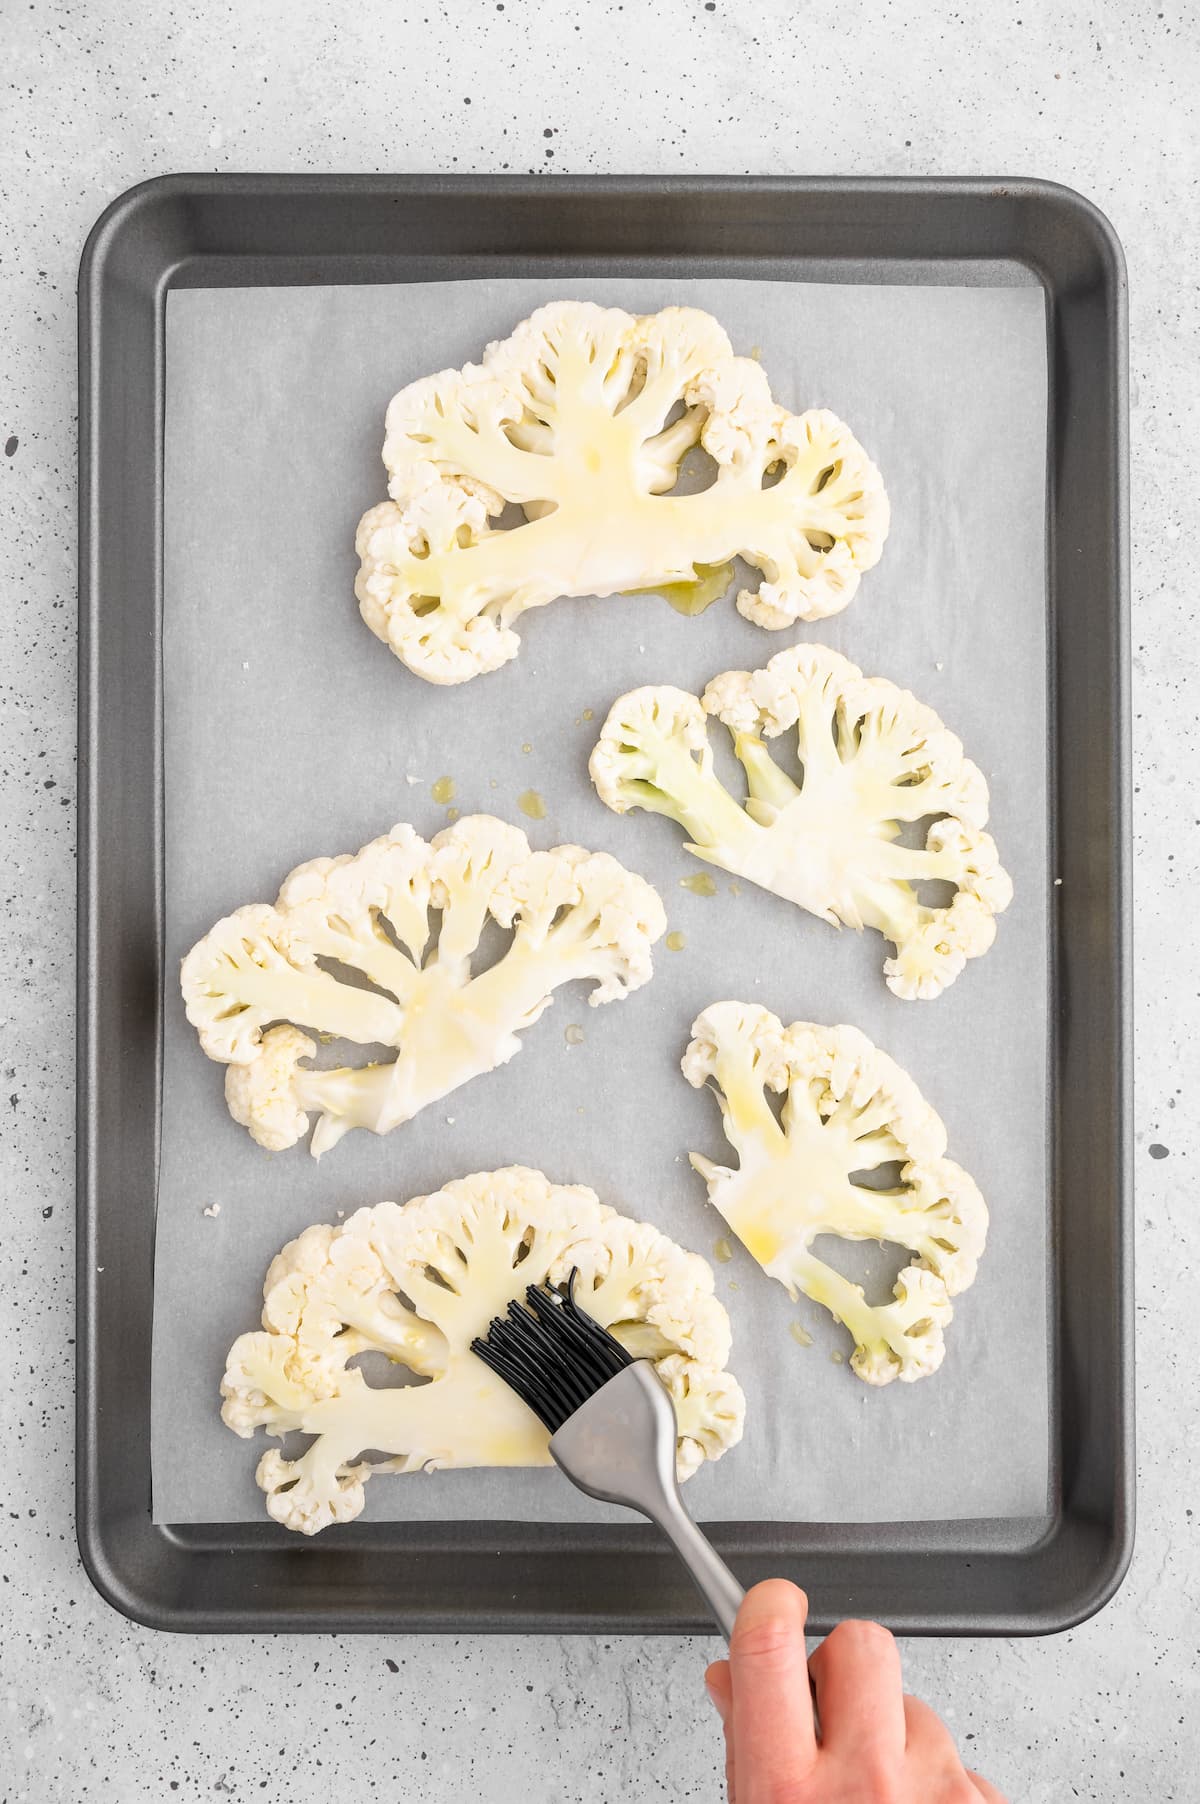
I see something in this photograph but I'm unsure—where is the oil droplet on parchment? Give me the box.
[789,1321,813,1348]
[564,1023,585,1046]
[650,561,735,617]
[431,775,455,804]
[518,789,546,820]
[713,1238,733,1264]
[829,1348,846,1365]
[666,930,687,951]
[680,873,717,897]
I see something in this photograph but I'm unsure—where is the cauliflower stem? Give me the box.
[221,1167,746,1533]
[181,816,666,1157]
[684,1002,988,1383]
[357,302,888,683]
[591,644,1012,1000]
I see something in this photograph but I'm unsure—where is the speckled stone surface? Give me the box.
[0,2,1195,1798]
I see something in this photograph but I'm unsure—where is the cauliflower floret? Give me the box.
[684,1002,988,1384]
[591,644,1012,999]
[181,815,666,1158]
[356,301,889,683]
[220,1167,746,1533]
[255,1447,374,1535]
[225,1025,318,1152]
[492,846,666,1006]
[657,1357,747,1477]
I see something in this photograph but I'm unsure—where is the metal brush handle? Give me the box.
[647,1481,746,1642]
[549,1360,745,1640]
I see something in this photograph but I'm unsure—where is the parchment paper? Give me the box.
[153,277,1050,1528]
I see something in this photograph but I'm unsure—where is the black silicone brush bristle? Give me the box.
[470,1268,633,1434]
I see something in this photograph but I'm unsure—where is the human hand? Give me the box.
[705,1581,1007,1803]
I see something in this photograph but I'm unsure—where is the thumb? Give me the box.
[728,1581,819,1787]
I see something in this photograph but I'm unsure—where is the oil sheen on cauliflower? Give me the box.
[181,815,666,1158]
[355,301,889,683]
[221,1166,747,1533]
[683,1003,988,1384]
[590,643,1012,1000]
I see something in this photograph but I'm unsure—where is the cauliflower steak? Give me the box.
[684,1003,988,1383]
[590,644,1012,999]
[181,815,666,1157]
[221,1167,746,1532]
[356,301,889,682]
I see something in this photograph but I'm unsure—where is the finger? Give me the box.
[903,1693,961,1761]
[724,1714,737,1804]
[705,1662,737,1802]
[705,1659,733,1723]
[728,1581,819,1796]
[808,1618,905,1759]
[906,1699,1003,1801]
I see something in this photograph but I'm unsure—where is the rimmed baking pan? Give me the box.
[78,175,1131,1635]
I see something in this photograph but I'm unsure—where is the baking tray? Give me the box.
[77,174,1131,1636]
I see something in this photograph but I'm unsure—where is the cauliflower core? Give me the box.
[590,644,1012,999]
[356,301,889,683]
[684,1004,988,1384]
[181,815,666,1157]
[221,1166,746,1533]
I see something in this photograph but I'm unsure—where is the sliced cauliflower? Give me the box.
[355,302,889,683]
[683,1002,988,1384]
[590,644,1012,999]
[181,816,666,1157]
[221,1166,746,1533]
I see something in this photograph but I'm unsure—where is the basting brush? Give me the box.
[471,1269,745,1639]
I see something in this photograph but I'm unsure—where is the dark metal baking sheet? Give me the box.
[77,174,1131,1636]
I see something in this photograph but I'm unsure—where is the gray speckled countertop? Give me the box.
[1,2,1195,1798]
